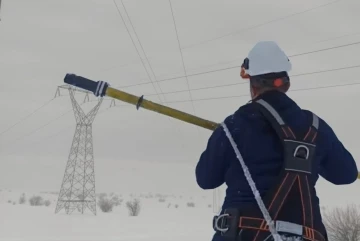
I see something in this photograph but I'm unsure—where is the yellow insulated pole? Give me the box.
[64,74,360,180]
[105,86,219,131]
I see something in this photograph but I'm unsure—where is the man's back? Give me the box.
[195,90,358,237]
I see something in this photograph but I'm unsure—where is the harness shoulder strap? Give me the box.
[255,99,319,143]
[249,99,320,240]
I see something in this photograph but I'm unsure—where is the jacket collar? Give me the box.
[251,90,299,111]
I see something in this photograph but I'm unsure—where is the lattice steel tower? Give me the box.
[55,86,103,215]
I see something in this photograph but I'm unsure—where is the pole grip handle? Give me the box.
[64,74,108,97]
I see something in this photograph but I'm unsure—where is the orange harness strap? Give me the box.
[213,99,325,241]
[239,216,325,241]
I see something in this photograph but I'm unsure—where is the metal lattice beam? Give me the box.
[0,0,2,21]
[55,88,103,215]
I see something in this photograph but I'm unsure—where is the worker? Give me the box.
[195,41,358,241]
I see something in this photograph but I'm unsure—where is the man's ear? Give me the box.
[283,82,290,92]
[250,85,258,99]
[240,68,250,79]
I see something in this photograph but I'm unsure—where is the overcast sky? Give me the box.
[1,0,360,207]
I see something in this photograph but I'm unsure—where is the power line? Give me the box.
[168,0,197,116]
[112,35,360,90]
[154,42,360,82]
[114,0,188,149]
[0,96,109,154]
[0,98,55,137]
[181,0,343,50]
[291,64,360,77]
[2,0,354,149]
[1,87,98,139]
[7,80,357,155]
[112,81,360,106]
[118,64,240,89]
[284,29,360,51]
[164,81,360,104]
[144,82,247,97]
[1,123,73,157]
[129,63,360,97]
[119,0,168,103]
[113,0,164,104]
[290,40,360,57]
[115,40,360,89]
[112,63,360,98]
[17,81,359,148]
[2,108,74,149]
[111,46,246,90]
[315,31,360,44]
[0,102,118,157]
[134,64,338,99]
[115,0,173,102]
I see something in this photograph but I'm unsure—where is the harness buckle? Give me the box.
[213,208,242,241]
[213,213,230,233]
[276,220,303,236]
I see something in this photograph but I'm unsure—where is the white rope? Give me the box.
[220,122,283,241]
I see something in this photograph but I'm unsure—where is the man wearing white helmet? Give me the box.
[240,41,292,98]
[195,41,358,241]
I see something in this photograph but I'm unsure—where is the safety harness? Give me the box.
[213,98,326,241]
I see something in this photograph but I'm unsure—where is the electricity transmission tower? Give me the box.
[54,85,103,215]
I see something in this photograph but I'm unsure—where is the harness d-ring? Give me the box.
[293,145,310,159]
[214,213,230,233]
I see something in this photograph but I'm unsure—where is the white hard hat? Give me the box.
[243,41,292,76]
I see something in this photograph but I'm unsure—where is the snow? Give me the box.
[0,189,223,241]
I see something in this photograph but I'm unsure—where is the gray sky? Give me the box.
[1,0,360,206]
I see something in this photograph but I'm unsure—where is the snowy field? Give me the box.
[2,1,360,241]
[0,189,223,241]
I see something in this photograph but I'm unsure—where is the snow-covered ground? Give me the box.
[0,189,223,241]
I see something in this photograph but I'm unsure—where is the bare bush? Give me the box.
[187,202,195,207]
[98,196,114,213]
[111,195,123,206]
[29,196,44,206]
[322,204,360,241]
[19,193,26,204]
[208,204,212,208]
[7,200,11,203]
[158,198,166,203]
[126,199,141,216]
[175,204,179,208]
[167,203,171,208]
[97,193,107,199]
[12,202,16,205]
[77,193,85,201]
[43,200,51,206]
[187,202,195,208]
